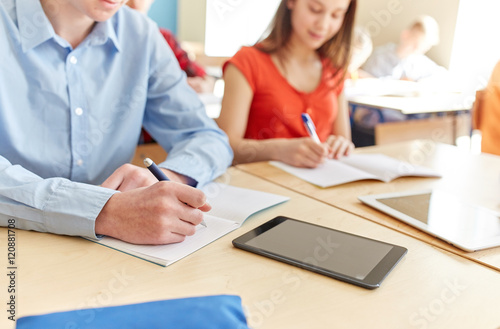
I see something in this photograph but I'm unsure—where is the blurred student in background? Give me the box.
[362,15,446,81]
[348,26,373,81]
[344,26,374,147]
[351,15,448,145]
[217,0,356,168]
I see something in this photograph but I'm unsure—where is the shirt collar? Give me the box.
[88,20,121,52]
[16,0,121,53]
[16,0,54,52]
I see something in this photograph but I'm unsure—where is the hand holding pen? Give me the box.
[302,113,353,160]
[144,158,208,227]
[96,161,210,245]
[301,113,321,144]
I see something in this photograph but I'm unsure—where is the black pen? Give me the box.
[144,158,207,227]
[144,157,170,181]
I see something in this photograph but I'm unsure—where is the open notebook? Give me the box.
[87,183,289,266]
[270,154,441,188]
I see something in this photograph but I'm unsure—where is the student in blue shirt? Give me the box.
[0,0,233,245]
[361,15,445,81]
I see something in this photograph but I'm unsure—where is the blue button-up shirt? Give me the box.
[0,0,233,239]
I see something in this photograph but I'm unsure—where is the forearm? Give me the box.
[333,93,352,140]
[333,117,352,140]
[156,128,232,186]
[230,138,285,165]
[0,156,116,239]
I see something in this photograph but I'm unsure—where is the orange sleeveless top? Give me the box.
[478,61,500,156]
[223,47,344,142]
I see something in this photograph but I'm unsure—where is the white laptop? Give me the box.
[358,189,500,252]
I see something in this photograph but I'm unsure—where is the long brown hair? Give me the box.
[257,0,357,85]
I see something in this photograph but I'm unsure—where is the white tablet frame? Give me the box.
[358,189,500,252]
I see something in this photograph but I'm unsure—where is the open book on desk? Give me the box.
[270,154,441,188]
[88,183,289,266]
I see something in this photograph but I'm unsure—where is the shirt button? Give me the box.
[306,107,313,114]
[69,56,77,64]
[76,159,83,166]
[75,107,83,116]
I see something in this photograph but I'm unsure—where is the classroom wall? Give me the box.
[178,0,206,43]
[148,0,178,34]
[177,0,459,67]
[176,0,500,88]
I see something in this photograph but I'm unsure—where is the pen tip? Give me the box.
[143,158,153,167]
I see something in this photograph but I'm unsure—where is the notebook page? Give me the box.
[201,183,289,225]
[340,154,440,182]
[95,214,238,266]
[269,160,378,188]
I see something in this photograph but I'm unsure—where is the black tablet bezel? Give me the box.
[232,216,407,289]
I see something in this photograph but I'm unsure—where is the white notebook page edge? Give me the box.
[93,214,238,266]
[269,160,378,187]
[202,182,289,225]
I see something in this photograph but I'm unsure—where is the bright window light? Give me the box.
[448,0,500,93]
[204,0,281,57]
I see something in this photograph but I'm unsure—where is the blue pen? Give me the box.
[301,113,321,144]
[144,158,207,228]
[144,158,169,181]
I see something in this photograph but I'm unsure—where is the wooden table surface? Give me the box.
[237,140,500,272]
[2,167,500,328]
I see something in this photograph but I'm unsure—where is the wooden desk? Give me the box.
[237,140,500,272]
[130,143,167,167]
[2,168,500,328]
[348,93,472,145]
[348,93,471,115]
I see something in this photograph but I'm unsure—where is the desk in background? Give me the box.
[131,142,168,167]
[237,140,500,272]
[346,79,473,146]
[2,167,500,329]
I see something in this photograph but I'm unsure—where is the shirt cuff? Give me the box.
[42,180,117,239]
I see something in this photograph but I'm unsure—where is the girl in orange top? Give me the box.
[217,0,356,167]
[477,60,500,156]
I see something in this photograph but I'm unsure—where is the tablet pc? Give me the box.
[232,216,407,289]
[358,189,500,252]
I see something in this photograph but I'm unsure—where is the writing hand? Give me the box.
[275,138,328,168]
[325,135,354,159]
[96,181,211,245]
[101,163,190,192]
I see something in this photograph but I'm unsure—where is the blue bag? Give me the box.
[16,295,249,329]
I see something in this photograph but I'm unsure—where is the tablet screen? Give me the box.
[244,219,394,280]
[376,191,500,241]
[377,193,431,224]
[359,189,500,251]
